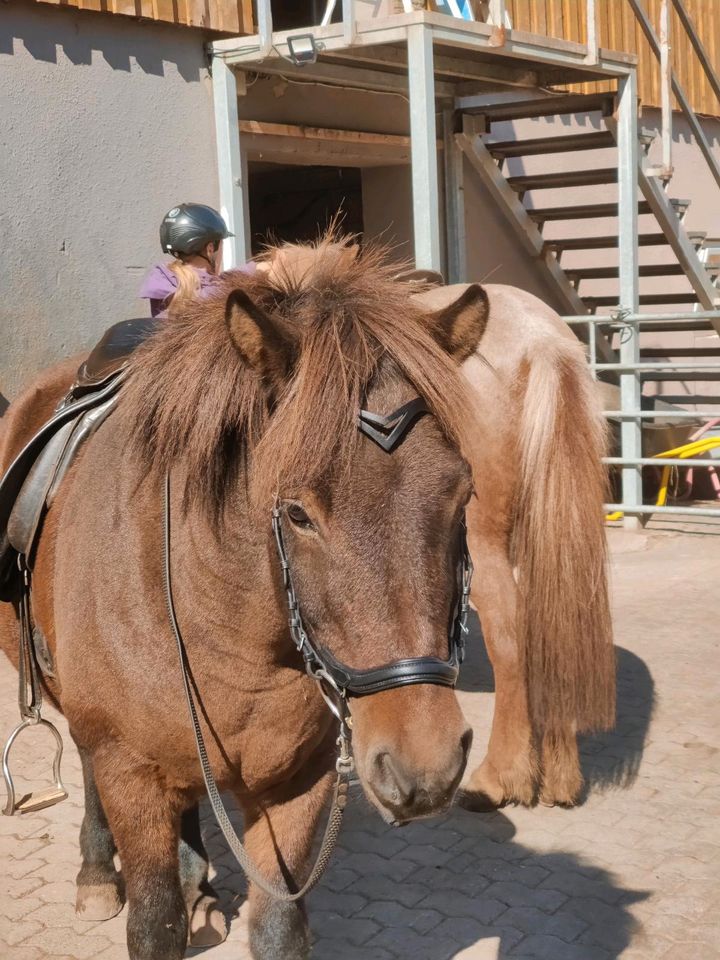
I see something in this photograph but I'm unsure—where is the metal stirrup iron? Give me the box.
[2,558,67,816]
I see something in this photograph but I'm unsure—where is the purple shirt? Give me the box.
[138,261,256,317]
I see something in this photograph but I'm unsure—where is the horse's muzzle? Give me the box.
[364,726,472,824]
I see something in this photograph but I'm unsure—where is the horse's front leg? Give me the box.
[461,533,538,809]
[92,745,188,960]
[239,765,336,960]
[75,743,125,920]
[179,802,228,946]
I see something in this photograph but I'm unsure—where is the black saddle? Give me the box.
[0,318,157,600]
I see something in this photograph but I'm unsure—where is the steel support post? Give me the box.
[585,0,598,64]
[257,0,273,59]
[342,0,357,45]
[212,57,251,269]
[443,108,466,283]
[659,0,673,176]
[617,69,643,529]
[407,24,442,272]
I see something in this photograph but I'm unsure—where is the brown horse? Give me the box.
[0,239,614,959]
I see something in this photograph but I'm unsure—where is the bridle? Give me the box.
[165,396,473,901]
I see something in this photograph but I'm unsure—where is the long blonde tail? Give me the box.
[513,341,615,736]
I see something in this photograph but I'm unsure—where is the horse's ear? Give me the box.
[225,289,294,391]
[413,283,489,363]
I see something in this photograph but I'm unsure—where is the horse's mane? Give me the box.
[125,235,473,515]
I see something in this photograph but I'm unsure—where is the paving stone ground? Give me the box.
[1,524,719,960]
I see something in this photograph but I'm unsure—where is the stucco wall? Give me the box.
[0,4,218,402]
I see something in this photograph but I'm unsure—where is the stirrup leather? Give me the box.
[2,716,67,815]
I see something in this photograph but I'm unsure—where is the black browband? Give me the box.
[271,398,473,701]
[357,397,430,452]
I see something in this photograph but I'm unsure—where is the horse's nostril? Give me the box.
[460,726,473,758]
[372,750,413,807]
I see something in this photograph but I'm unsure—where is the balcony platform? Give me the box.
[212,10,635,96]
[209,10,638,276]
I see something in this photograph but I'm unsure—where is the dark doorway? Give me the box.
[248,164,363,253]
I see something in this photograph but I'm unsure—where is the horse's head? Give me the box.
[224,261,489,824]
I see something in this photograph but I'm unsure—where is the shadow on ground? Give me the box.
[201,794,647,960]
[457,613,655,794]
[198,612,652,959]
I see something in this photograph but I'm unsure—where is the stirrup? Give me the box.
[2,717,67,816]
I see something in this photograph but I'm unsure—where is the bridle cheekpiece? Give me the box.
[271,397,473,746]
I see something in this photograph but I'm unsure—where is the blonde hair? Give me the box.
[167,258,202,307]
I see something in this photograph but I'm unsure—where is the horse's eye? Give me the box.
[286,503,314,530]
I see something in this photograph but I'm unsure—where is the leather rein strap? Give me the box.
[164,397,473,902]
[163,472,351,902]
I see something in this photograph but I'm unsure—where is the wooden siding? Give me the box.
[34,0,253,34]
[506,0,720,118]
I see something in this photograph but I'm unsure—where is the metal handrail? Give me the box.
[605,458,719,466]
[626,0,720,191]
[604,504,720,517]
[670,0,720,106]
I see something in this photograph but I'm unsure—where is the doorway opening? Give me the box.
[248,164,363,253]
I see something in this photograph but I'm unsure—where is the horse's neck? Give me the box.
[169,490,288,658]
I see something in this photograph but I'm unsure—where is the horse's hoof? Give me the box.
[456,787,507,812]
[459,759,510,810]
[538,767,583,808]
[538,780,583,808]
[75,882,125,921]
[188,895,228,947]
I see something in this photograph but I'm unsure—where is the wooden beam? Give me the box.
[239,121,428,149]
[325,44,542,88]
[239,120,443,167]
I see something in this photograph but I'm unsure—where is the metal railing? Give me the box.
[565,311,720,521]
[627,0,720,188]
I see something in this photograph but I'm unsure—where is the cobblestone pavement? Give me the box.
[1,526,719,960]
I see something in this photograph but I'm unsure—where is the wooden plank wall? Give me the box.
[506,0,720,118]
[34,0,253,34]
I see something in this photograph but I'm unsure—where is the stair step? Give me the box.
[530,201,651,222]
[641,371,720,381]
[640,320,715,332]
[567,264,687,280]
[487,131,615,158]
[529,197,690,223]
[549,234,668,251]
[486,127,656,160]
[641,347,720,357]
[508,168,617,192]
[584,292,702,307]
[465,92,615,122]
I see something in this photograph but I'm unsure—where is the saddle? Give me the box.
[0,318,157,602]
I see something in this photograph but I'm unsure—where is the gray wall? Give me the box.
[0,5,218,401]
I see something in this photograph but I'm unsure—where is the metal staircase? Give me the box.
[452,58,720,526]
[456,90,720,334]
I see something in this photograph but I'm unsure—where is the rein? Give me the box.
[164,399,473,901]
[163,473,350,903]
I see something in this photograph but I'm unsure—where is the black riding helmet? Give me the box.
[160,203,233,257]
